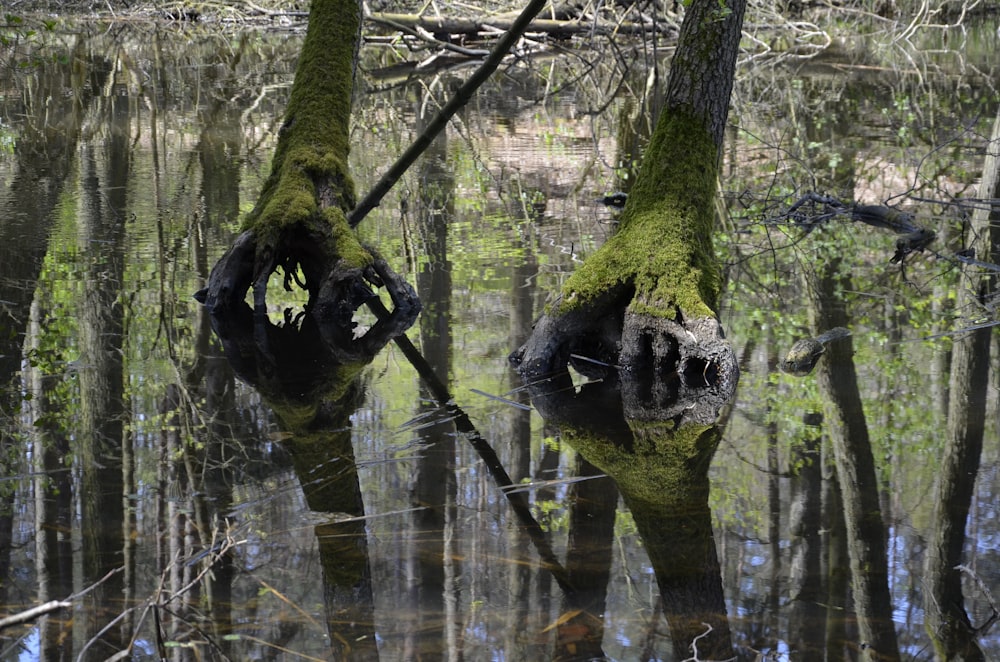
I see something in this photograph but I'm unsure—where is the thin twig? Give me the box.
[680,621,738,662]
[0,567,123,631]
[955,564,1000,634]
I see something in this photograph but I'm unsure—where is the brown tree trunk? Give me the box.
[811,260,901,662]
[923,103,1000,662]
[511,0,744,405]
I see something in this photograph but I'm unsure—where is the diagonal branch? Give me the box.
[348,0,549,226]
[366,297,577,595]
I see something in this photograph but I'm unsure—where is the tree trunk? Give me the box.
[923,103,1000,662]
[197,0,418,336]
[787,412,826,658]
[78,128,129,656]
[510,0,744,400]
[282,394,379,661]
[811,259,901,662]
[555,457,618,660]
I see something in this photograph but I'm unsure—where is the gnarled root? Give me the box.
[511,297,738,424]
[618,310,738,424]
[195,222,420,359]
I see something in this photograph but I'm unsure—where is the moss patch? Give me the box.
[558,109,721,318]
[242,0,365,266]
[564,420,720,506]
[325,207,373,269]
[266,358,368,433]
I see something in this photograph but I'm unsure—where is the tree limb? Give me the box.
[366,11,666,38]
[0,567,123,631]
[348,0,550,226]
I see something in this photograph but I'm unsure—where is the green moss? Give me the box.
[558,109,721,318]
[267,399,321,432]
[243,0,361,242]
[325,207,373,269]
[267,359,368,433]
[563,421,720,505]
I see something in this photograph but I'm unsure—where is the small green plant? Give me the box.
[712,0,733,21]
[1,14,62,68]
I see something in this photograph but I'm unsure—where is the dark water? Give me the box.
[1,16,1000,661]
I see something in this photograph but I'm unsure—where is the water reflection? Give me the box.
[526,371,735,659]
[1,16,1000,662]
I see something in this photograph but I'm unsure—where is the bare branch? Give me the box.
[0,601,71,630]
[0,567,123,631]
[348,0,550,226]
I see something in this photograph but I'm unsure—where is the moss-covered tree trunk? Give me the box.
[527,376,735,658]
[197,0,417,330]
[511,0,744,395]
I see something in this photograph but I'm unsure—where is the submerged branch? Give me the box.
[0,601,71,630]
[0,567,123,631]
[365,297,577,595]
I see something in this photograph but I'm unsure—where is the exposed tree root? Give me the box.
[511,289,738,424]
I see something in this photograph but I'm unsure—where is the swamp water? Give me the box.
[1,17,999,661]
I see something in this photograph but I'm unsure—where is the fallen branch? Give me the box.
[0,601,71,630]
[0,567,123,631]
[366,11,670,38]
[777,192,936,264]
[372,15,490,57]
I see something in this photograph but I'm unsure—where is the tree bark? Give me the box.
[510,0,744,398]
[197,0,418,338]
[923,103,1000,662]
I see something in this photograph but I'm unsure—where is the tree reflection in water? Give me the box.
[525,368,736,661]
[206,280,419,658]
[213,298,742,659]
